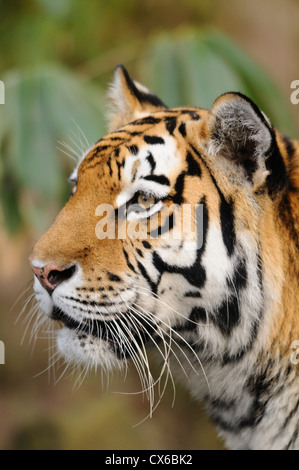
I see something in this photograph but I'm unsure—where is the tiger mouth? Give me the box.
[51,306,155,355]
[51,307,82,330]
[51,306,119,338]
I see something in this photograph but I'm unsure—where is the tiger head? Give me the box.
[29,65,299,380]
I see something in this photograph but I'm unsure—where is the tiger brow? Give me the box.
[142,174,170,186]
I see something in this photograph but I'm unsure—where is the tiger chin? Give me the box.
[29,65,299,450]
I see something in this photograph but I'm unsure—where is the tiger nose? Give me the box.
[30,262,76,293]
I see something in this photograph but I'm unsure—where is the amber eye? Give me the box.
[137,193,156,209]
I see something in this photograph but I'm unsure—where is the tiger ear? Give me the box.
[107,65,167,132]
[206,92,275,188]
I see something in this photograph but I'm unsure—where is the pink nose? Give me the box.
[30,262,76,293]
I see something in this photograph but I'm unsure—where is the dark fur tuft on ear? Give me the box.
[107,65,167,131]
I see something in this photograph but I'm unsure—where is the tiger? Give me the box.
[29,65,299,450]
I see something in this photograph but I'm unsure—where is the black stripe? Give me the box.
[189,111,200,120]
[279,193,299,247]
[172,172,185,205]
[122,247,136,273]
[125,131,142,137]
[209,397,236,411]
[117,65,167,109]
[215,295,240,335]
[222,318,259,365]
[186,151,202,177]
[282,134,296,158]
[134,116,161,125]
[222,252,263,364]
[184,291,202,298]
[285,427,299,450]
[165,117,177,135]
[136,248,143,257]
[128,145,138,155]
[137,92,166,108]
[142,174,170,186]
[137,261,157,293]
[174,306,206,333]
[227,258,247,291]
[85,145,109,164]
[116,160,122,180]
[144,135,165,145]
[266,138,288,195]
[152,196,208,289]
[106,156,112,176]
[108,273,121,282]
[142,241,151,249]
[152,250,206,290]
[220,196,236,257]
[146,152,156,173]
[282,397,299,432]
[210,366,271,433]
[189,306,206,323]
[178,122,186,137]
[149,213,174,238]
[193,144,237,258]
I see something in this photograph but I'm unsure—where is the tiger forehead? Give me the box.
[80,108,207,172]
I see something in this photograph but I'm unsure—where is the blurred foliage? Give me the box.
[0,1,297,235]
[0,66,105,232]
[0,0,211,71]
[139,30,296,133]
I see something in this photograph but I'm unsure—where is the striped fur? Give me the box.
[29,66,299,450]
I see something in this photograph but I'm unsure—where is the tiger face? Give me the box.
[29,65,298,394]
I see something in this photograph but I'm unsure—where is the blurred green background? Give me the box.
[0,0,298,450]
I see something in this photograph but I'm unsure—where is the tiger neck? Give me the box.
[265,186,299,357]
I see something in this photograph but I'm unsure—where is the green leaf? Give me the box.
[0,165,23,234]
[139,29,296,136]
[139,35,183,107]
[0,66,106,232]
[36,0,72,18]
[202,31,296,135]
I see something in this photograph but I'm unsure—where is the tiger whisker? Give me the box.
[122,310,169,408]
[11,281,33,315]
[70,117,90,149]
[133,317,176,416]
[67,132,86,159]
[113,313,154,407]
[116,290,175,400]
[133,299,211,394]
[131,303,190,381]
[56,144,79,163]
[135,285,208,327]
[128,304,176,394]
[15,292,36,325]
[57,139,81,156]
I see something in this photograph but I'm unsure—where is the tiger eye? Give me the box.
[137,193,156,209]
